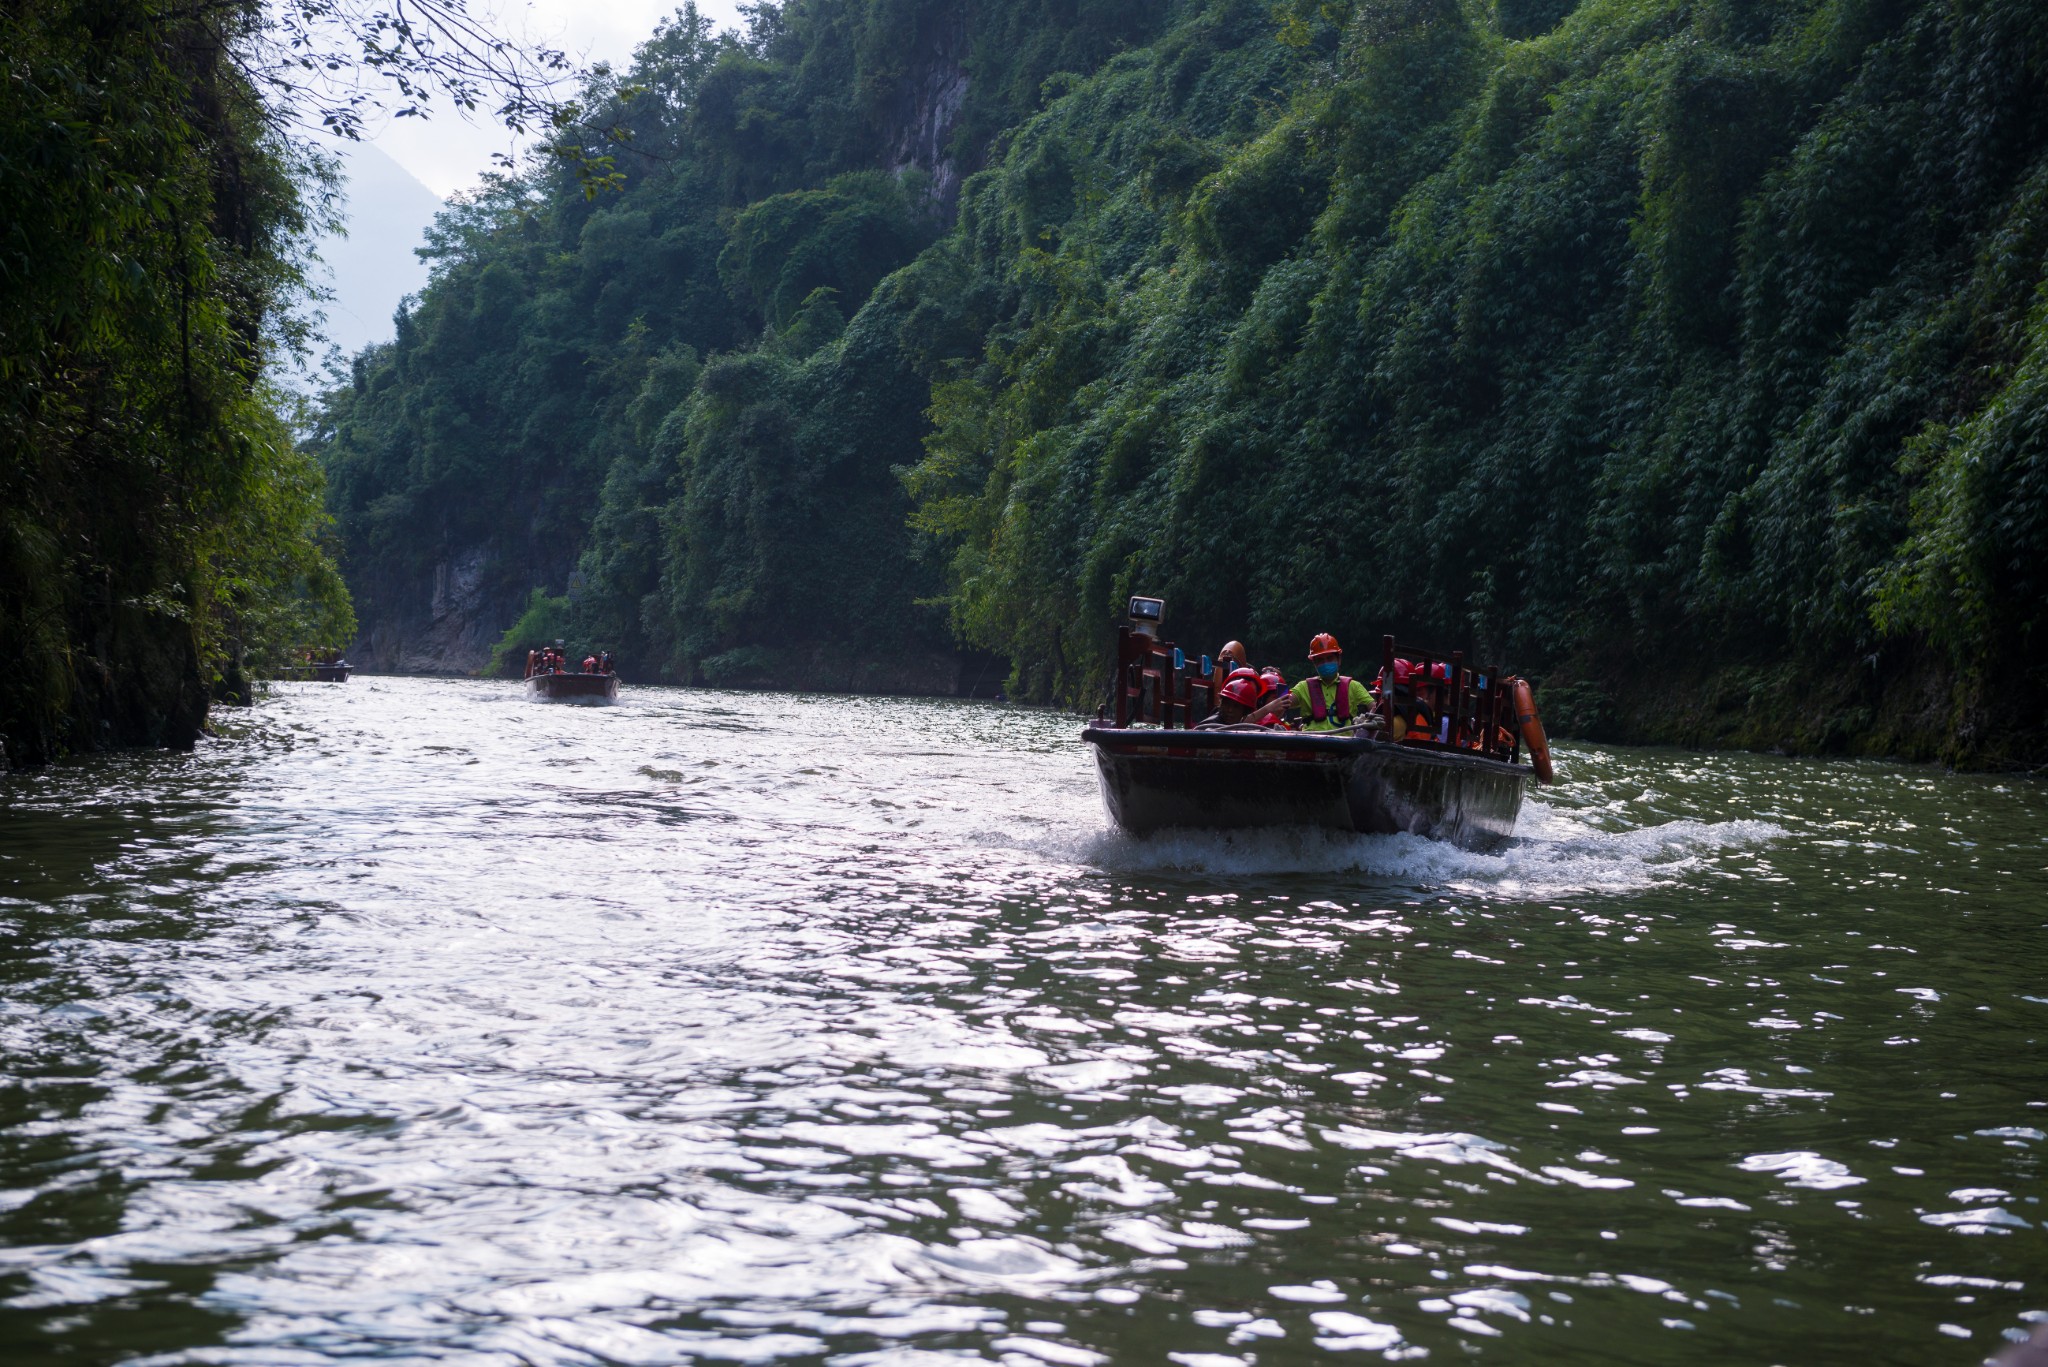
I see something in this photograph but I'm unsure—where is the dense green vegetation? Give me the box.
[1,0,355,765]
[312,0,1156,687]
[312,0,2048,761]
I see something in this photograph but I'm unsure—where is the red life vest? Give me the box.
[1308,675,1355,724]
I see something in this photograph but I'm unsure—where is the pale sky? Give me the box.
[287,0,746,379]
[358,0,746,197]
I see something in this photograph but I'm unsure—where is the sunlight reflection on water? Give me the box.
[0,677,2043,1365]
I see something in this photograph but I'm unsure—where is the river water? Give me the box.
[0,677,2042,1366]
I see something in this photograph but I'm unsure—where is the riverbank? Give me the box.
[0,602,212,769]
[1539,648,2046,772]
[17,647,2039,775]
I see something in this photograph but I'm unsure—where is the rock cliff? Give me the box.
[349,548,527,675]
[886,12,971,208]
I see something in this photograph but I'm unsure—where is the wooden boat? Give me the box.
[524,671,619,704]
[1082,606,1551,852]
[1085,725,1528,850]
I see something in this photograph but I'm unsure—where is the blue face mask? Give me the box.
[1316,661,1340,681]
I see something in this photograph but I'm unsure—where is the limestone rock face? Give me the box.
[351,547,519,676]
[886,12,971,209]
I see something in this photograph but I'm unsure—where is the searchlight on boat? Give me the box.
[1127,595,1165,636]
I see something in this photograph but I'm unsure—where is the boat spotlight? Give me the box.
[1127,595,1165,637]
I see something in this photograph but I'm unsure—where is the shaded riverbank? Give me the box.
[1540,649,2046,773]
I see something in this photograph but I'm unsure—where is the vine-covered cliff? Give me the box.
[310,0,2048,764]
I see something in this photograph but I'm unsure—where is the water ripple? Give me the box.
[0,679,2043,1363]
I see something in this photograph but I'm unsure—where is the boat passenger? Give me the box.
[1198,673,1270,728]
[1216,646,1287,706]
[1373,657,1448,741]
[1250,633,1374,731]
[1375,658,1411,739]
[1206,668,1282,727]
[582,654,598,673]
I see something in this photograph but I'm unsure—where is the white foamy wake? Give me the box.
[1022,798,1784,901]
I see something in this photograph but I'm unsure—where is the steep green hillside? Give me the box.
[311,0,2048,763]
[1,0,353,766]
[309,0,1159,684]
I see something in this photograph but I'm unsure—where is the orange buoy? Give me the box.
[1511,677,1555,785]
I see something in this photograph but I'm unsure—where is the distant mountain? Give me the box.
[298,141,442,383]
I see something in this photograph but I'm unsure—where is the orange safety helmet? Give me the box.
[1308,632,1343,661]
[1218,640,1248,668]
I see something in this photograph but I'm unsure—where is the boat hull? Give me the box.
[1083,726,1527,852]
[524,672,619,704]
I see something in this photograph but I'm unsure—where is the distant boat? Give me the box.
[1081,603,1552,852]
[276,659,351,682]
[524,671,619,704]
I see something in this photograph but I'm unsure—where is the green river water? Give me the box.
[0,677,2041,1365]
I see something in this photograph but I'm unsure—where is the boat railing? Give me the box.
[1304,718,1385,736]
[1377,634,1520,764]
[1107,625,1221,729]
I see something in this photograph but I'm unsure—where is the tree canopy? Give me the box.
[309,0,2048,763]
[0,0,612,764]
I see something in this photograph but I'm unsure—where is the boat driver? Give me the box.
[1248,633,1375,731]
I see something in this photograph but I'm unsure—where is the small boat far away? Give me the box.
[1081,597,1553,852]
[275,651,350,682]
[522,643,620,704]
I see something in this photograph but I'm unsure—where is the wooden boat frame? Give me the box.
[1083,723,1527,850]
[524,671,619,704]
